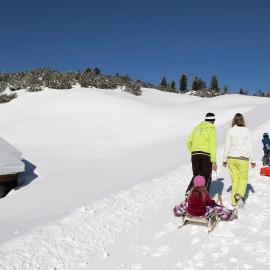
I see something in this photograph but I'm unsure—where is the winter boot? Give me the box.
[235,194,244,209]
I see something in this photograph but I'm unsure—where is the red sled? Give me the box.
[260,167,270,177]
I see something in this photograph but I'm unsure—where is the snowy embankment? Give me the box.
[0,86,270,269]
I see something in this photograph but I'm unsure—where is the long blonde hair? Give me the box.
[188,186,207,202]
[232,113,246,127]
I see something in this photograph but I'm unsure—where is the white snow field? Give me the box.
[0,86,270,269]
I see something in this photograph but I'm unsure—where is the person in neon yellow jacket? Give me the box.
[186,112,217,194]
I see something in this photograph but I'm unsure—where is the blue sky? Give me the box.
[1,0,270,93]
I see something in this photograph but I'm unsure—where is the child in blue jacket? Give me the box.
[262,133,270,166]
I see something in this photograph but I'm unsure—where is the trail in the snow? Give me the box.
[93,165,270,270]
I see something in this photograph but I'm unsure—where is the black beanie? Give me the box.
[205,112,215,122]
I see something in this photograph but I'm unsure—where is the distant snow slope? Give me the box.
[0,86,270,269]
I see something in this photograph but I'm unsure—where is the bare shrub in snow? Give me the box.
[0,81,8,93]
[78,69,93,88]
[189,89,222,98]
[124,81,142,96]
[0,93,17,103]
[79,69,118,89]
[27,84,43,92]
[42,69,72,89]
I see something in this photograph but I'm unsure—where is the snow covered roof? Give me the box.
[0,137,25,175]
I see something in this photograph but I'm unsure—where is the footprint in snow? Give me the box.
[193,251,204,261]
[212,252,222,260]
[78,262,88,267]
[243,245,253,252]
[248,226,260,233]
[255,245,267,254]
[120,263,143,270]
[164,222,177,232]
[191,237,201,245]
[229,257,238,264]
[233,238,240,244]
[151,246,172,257]
[256,257,267,263]
[260,230,270,236]
[243,264,254,269]
[130,263,143,270]
[153,231,165,239]
[190,226,199,235]
[130,244,151,257]
[195,261,205,267]
[192,251,205,266]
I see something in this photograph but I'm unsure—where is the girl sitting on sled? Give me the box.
[174,175,237,221]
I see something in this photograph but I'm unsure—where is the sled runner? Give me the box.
[178,212,220,233]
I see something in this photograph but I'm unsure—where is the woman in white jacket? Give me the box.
[223,113,256,208]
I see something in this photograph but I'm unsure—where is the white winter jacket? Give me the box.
[223,125,255,163]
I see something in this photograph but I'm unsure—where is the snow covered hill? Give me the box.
[0,86,270,269]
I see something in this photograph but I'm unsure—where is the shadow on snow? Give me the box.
[0,159,38,198]
[226,183,255,201]
[209,178,225,198]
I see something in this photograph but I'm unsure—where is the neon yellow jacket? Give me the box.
[187,121,217,163]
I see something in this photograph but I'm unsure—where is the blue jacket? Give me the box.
[262,137,270,151]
